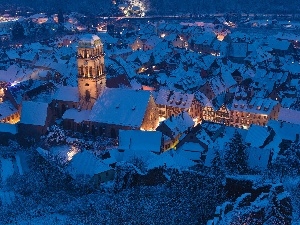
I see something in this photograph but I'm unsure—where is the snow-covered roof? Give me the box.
[155,89,194,109]
[5,49,19,60]
[159,112,194,138]
[267,120,300,142]
[191,32,216,45]
[62,109,90,123]
[97,32,118,44]
[119,130,162,153]
[145,35,161,48]
[0,123,17,134]
[67,151,112,179]
[90,88,151,128]
[244,47,273,63]
[196,128,213,146]
[177,142,205,161]
[229,42,248,58]
[0,101,17,120]
[231,97,278,115]
[53,86,79,102]
[147,150,196,170]
[278,108,300,125]
[209,71,236,96]
[194,91,213,107]
[0,65,24,83]
[20,101,48,126]
[19,51,37,61]
[245,125,270,148]
[267,39,291,51]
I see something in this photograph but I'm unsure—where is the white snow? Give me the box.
[20,101,48,126]
[53,86,79,102]
[90,88,151,128]
[67,151,112,179]
[0,157,14,183]
[119,130,162,153]
[147,150,196,170]
[62,109,90,123]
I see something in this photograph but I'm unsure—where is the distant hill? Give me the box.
[3,0,112,14]
[3,0,300,15]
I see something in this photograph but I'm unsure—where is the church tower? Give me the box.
[77,34,105,109]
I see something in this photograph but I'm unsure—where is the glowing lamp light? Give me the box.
[10,81,19,87]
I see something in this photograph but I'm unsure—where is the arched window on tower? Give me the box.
[84,50,87,58]
[101,64,104,74]
[85,66,88,76]
[80,66,84,75]
[85,90,91,102]
[89,66,93,76]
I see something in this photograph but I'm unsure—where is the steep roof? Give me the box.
[158,112,194,139]
[0,123,17,134]
[245,125,270,148]
[0,101,18,120]
[278,108,300,125]
[62,109,90,123]
[119,130,162,153]
[231,97,278,115]
[20,101,48,126]
[155,89,194,109]
[147,150,196,170]
[67,151,112,179]
[177,142,205,161]
[267,120,300,142]
[53,86,79,102]
[90,88,151,128]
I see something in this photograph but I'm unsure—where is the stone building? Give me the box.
[62,34,160,138]
[88,88,159,138]
[77,34,106,110]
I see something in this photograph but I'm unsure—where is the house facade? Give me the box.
[230,98,281,129]
[155,89,201,121]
